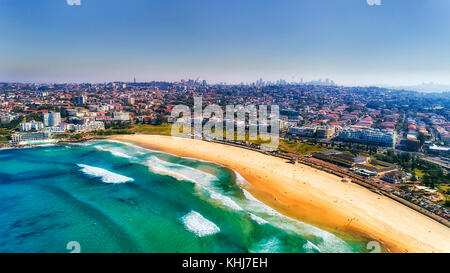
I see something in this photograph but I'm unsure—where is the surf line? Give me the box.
[182,257,217,271]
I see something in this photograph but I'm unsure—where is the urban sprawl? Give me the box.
[0,80,449,224]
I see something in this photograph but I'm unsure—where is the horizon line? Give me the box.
[1,80,450,93]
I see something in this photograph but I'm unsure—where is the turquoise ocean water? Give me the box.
[0,140,375,253]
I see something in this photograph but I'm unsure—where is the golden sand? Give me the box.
[111,134,450,253]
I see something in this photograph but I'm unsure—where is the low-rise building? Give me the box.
[10,131,54,145]
[19,121,44,132]
[316,125,336,139]
[337,127,396,147]
[312,150,356,168]
[113,111,131,122]
[288,126,316,137]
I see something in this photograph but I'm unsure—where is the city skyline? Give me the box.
[1,0,450,87]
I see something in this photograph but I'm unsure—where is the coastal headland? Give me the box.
[110,134,450,253]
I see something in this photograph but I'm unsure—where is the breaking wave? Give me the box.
[104,140,150,155]
[240,185,353,253]
[181,211,220,237]
[146,156,216,186]
[147,149,354,252]
[249,237,282,253]
[248,213,269,225]
[94,146,134,159]
[146,156,244,211]
[78,164,134,184]
[303,241,322,253]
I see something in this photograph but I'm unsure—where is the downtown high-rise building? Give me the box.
[75,95,87,105]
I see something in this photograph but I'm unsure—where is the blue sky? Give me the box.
[1,0,450,85]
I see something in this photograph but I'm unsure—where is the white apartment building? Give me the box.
[19,121,44,132]
[289,126,317,137]
[113,111,131,122]
[43,112,61,127]
[338,127,396,147]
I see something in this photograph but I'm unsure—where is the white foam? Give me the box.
[242,189,283,217]
[303,241,321,253]
[146,156,217,187]
[31,143,57,148]
[123,142,354,252]
[94,146,134,159]
[249,213,269,225]
[241,187,354,253]
[174,154,223,166]
[234,171,247,187]
[104,140,150,154]
[1,146,31,150]
[181,211,220,237]
[277,219,353,253]
[148,156,249,212]
[63,142,91,147]
[242,189,261,203]
[147,156,245,211]
[250,237,282,253]
[78,164,134,184]
[0,144,58,151]
[208,190,243,211]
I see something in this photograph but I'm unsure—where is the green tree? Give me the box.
[410,170,417,182]
[418,132,426,146]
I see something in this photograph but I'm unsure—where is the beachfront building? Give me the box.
[312,150,356,168]
[381,171,408,184]
[19,121,44,132]
[288,125,336,139]
[337,127,396,147]
[72,121,105,132]
[10,131,55,145]
[316,125,336,139]
[288,126,316,137]
[44,121,105,133]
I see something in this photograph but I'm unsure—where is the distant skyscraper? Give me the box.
[75,95,87,105]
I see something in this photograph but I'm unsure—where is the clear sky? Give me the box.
[1,0,450,86]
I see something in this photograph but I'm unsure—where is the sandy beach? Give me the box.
[111,134,450,253]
